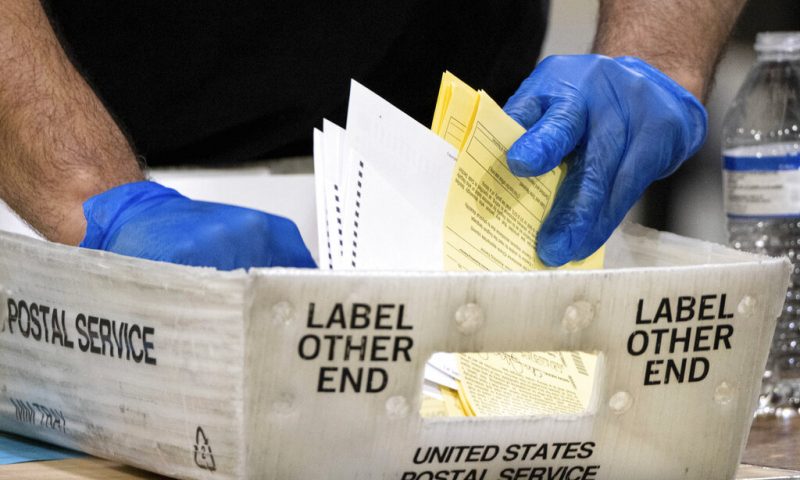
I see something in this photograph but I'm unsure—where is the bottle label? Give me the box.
[724,155,800,216]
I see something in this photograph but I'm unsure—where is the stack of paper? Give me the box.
[313,81,457,270]
[434,72,604,270]
[313,72,604,416]
[421,351,599,418]
[314,73,603,271]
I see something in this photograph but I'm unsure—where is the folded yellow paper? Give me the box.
[432,71,479,150]
[457,352,597,416]
[433,72,604,271]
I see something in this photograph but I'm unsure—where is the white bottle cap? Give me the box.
[755,32,800,59]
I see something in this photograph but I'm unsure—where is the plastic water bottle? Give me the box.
[723,32,800,417]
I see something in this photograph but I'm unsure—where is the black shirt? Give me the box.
[43,1,549,166]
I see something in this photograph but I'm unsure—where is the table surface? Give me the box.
[741,416,800,471]
[0,416,797,479]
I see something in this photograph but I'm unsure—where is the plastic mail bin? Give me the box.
[0,223,791,479]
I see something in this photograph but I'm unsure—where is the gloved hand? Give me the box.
[503,55,707,266]
[80,181,316,270]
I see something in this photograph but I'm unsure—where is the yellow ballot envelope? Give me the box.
[433,72,604,271]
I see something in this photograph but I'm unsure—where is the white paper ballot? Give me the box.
[312,128,330,269]
[322,120,349,269]
[314,80,456,270]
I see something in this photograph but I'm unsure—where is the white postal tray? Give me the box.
[0,224,791,479]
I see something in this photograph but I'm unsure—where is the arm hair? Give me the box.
[592,0,747,100]
[0,0,144,245]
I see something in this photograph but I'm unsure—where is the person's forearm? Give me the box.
[0,0,144,245]
[592,0,747,101]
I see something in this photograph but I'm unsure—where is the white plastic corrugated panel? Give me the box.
[0,223,791,479]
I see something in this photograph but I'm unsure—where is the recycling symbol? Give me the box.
[194,426,216,472]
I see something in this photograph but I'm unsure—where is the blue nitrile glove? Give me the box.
[504,55,707,266]
[80,181,316,270]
